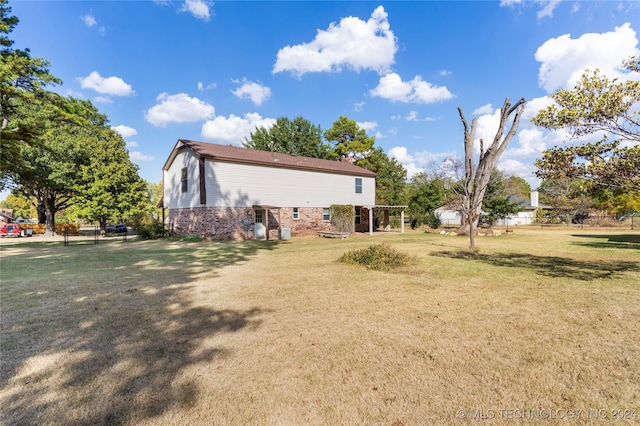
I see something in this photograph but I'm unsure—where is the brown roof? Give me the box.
[164,139,377,178]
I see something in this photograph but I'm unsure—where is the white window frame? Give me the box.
[355,178,363,194]
[323,207,330,221]
[181,167,188,193]
[293,207,299,219]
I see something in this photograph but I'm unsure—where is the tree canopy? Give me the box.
[1,0,61,180]
[532,56,640,194]
[324,116,375,161]
[244,116,329,159]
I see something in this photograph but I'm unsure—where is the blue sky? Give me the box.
[8,0,640,190]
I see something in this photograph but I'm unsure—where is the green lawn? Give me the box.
[1,228,639,425]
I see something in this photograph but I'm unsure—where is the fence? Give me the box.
[18,223,81,235]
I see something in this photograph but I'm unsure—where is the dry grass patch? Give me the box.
[1,229,639,425]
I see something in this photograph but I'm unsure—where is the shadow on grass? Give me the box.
[570,234,640,250]
[0,239,278,425]
[430,250,640,281]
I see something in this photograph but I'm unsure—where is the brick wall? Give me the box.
[167,206,334,240]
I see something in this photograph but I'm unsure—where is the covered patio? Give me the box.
[361,205,408,235]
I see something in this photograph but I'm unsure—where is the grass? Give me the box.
[1,228,639,425]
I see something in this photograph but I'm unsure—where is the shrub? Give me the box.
[424,211,442,229]
[339,242,413,271]
[132,215,165,240]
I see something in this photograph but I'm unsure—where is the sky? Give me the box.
[7,0,640,191]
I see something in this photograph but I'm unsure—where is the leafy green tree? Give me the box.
[355,147,407,205]
[1,0,61,181]
[324,116,375,161]
[503,175,531,198]
[0,192,34,219]
[407,173,444,228]
[538,177,594,224]
[10,96,91,232]
[245,116,329,158]
[532,56,640,193]
[481,171,522,226]
[70,126,150,229]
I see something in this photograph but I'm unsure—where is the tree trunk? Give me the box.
[44,193,56,236]
[458,97,526,248]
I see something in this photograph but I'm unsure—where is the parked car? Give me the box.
[0,223,22,237]
[106,223,127,234]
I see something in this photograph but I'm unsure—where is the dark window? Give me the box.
[254,209,264,224]
[355,178,362,194]
[355,208,361,224]
[293,207,299,219]
[323,208,330,221]
[181,168,188,193]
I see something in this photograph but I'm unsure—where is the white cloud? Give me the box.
[500,0,562,20]
[78,71,133,96]
[82,14,96,27]
[370,73,454,104]
[93,96,113,104]
[129,151,155,162]
[405,111,434,122]
[388,146,460,180]
[113,125,137,138]
[439,70,452,77]
[145,93,215,127]
[198,81,216,91]
[126,141,140,148]
[472,103,493,115]
[273,6,397,77]
[537,0,561,18]
[201,113,276,144]
[535,22,640,93]
[231,79,271,105]
[354,101,366,112]
[181,0,211,21]
[357,121,377,132]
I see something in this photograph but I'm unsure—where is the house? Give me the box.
[435,191,547,227]
[0,208,13,225]
[161,139,403,240]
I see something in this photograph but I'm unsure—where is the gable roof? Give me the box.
[163,139,377,178]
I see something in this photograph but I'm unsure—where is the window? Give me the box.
[355,178,362,194]
[254,209,264,224]
[181,168,188,193]
[355,207,361,224]
[323,208,330,221]
[293,207,299,219]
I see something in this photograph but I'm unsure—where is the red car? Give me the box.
[0,223,22,237]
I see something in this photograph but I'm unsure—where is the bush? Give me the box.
[424,212,442,229]
[339,242,413,271]
[132,215,165,240]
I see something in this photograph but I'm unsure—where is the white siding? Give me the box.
[164,150,201,209]
[203,160,375,208]
[164,150,376,209]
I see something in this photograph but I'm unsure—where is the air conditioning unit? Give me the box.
[279,227,291,240]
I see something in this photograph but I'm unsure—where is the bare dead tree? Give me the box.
[458,97,526,248]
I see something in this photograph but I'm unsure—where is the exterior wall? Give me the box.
[168,206,335,240]
[164,151,375,210]
[164,149,202,209]
[168,207,255,240]
[279,207,332,236]
[164,148,377,240]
